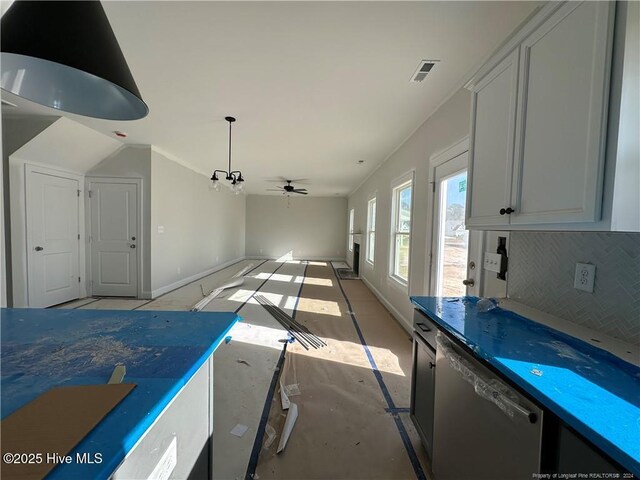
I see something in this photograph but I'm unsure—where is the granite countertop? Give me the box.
[1,308,240,479]
[410,296,640,475]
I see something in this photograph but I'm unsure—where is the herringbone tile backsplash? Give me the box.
[508,232,640,345]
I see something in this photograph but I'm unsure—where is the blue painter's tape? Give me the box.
[225,335,233,344]
[245,261,310,480]
[331,264,427,480]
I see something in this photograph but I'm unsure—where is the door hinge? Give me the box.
[77,189,81,197]
[78,276,81,283]
[431,182,436,193]
[88,190,92,198]
[77,233,80,240]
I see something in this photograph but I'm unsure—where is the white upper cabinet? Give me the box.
[466,50,519,228]
[466,1,638,231]
[511,2,614,225]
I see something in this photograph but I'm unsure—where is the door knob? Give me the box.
[131,236,136,241]
[462,278,475,287]
[34,246,44,251]
[130,244,136,249]
[499,207,515,215]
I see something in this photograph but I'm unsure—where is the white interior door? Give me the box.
[27,170,80,307]
[89,180,138,297]
[430,152,483,297]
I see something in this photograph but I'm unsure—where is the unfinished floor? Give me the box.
[53,259,430,479]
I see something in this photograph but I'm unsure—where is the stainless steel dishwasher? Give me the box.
[432,333,544,480]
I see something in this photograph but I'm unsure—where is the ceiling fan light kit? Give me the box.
[211,116,245,195]
[0,0,148,120]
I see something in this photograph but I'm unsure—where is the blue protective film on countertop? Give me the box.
[410,296,640,475]
[0,307,240,479]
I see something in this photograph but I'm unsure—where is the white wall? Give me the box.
[7,117,121,307]
[150,150,246,297]
[245,195,347,260]
[87,146,153,298]
[347,88,472,331]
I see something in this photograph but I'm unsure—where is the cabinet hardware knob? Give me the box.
[34,246,44,251]
[130,244,136,249]
[499,207,515,215]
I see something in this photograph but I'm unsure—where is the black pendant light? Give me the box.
[211,116,245,195]
[0,1,148,120]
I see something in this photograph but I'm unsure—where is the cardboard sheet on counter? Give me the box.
[1,383,135,480]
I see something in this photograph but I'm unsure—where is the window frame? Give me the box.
[366,196,376,265]
[348,208,355,252]
[389,171,414,286]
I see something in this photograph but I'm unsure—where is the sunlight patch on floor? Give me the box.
[295,276,333,287]
[291,342,405,376]
[224,321,287,350]
[296,298,342,317]
[249,272,294,282]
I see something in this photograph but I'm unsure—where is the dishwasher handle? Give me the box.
[475,377,538,424]
[436,333,537,424]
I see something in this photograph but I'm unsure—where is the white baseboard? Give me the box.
[246,255,346,262]
[151,257,247,298]
[360,276,413,335]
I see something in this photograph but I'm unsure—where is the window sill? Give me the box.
[388,274,408,291]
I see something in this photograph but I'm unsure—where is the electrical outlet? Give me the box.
[483,252,502,273]
[574,263,596,293]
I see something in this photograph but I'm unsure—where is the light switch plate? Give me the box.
[574,263,596,293]
[483,252,502,273]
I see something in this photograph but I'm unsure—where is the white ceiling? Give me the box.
[2,1,540,196]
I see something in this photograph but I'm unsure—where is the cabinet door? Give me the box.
[411,336,436,460]
[466,49,519,228]
[511,1,615,225]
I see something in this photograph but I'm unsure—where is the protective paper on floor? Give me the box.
[255,264,430,479]
[208,261,310,480]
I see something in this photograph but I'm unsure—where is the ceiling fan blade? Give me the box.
[292,189,307,193]
[294,191,308,195]
[266,177,310,185]
[267,188,284,191]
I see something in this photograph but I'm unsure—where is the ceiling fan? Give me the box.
[268,180,308,195]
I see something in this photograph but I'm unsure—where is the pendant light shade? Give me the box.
[0,1,148,120]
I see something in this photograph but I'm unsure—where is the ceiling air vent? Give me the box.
[410,60,438,83]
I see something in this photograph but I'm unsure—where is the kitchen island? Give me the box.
[410,296,639,478]
[0,307,239,479]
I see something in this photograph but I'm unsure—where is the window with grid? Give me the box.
[366,197,376,264]
[391,179,412,283]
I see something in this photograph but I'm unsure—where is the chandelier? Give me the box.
[211,116,245,194]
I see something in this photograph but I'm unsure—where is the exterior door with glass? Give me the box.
[430,152,482,296]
